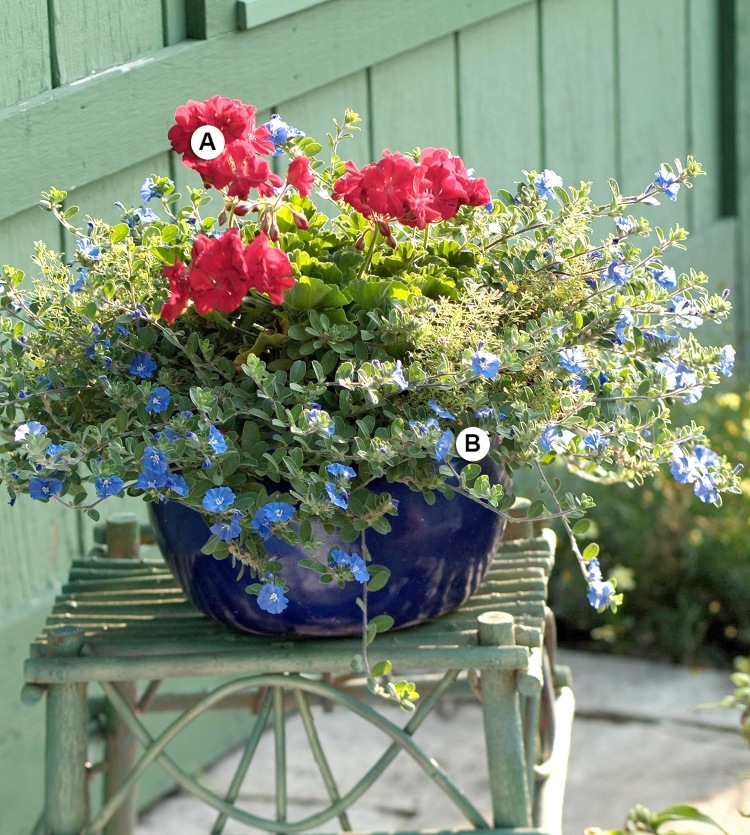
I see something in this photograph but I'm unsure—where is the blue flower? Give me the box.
[210,511,243,542]
[587,579,615,609]
[614,309,633,345]
[613,216,635,235]
[145,385,171,414]
[29,477,63,501]
[140,177,159,203]
[165,473,189,496]
[652,264,677,290]
[474,407,494,419]
[583,430,608,451]
[95,476,124,499]
[540,423,559,453]
[434,429,454,462]
[325,482,349,509]
[261,502,296,523]
[670,447,695,484]
[329,548,370,584]
[716,345,735,377]
[45,443,67,459]
[261,114,305,155]
[558,347,588,374]
[693,473,719,504]
[136,469,167,490]
[428,400,456,421]
[129,352,157,379]
[251,512,273,540]
[654,166,681,201]
[69,268,88,293]
[15,421,48,441]
[470,347,500,379]
[602,261,632,286]
[410,417,439,436]
[326,463,356,479]
[391,360,408,391]
[308,404,335,435]
[669,297,703,329]
[208,425,227,454]
[130,207,160,225]
[142,446,168,474]
[533,169,563,200]
[76,238,100,261]
[257,582,289,613]
[694,445,720,469]
[202,486,236,512]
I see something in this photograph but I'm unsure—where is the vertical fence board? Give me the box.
[273,72,371,169]
[163,0,188,45]
[541,0,617,202]
[458,4,540,193]
[617,0,690,233]
[0,207,62,276]
[50,0,164,84]
[688,0,722,231]
[370,36,458,157]
[0,0,51,106]
[735,0,750,369]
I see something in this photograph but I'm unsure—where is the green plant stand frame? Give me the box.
[22,514,573,835]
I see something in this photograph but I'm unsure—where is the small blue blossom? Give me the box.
[45,443,67,459]
[410,417,439,436]
[614,309,633,345]
[76,238,100,261]
[558,347,588,374]
[613,216,635,235]
[533,169,563,200]
[716,344,735,377]
[654,166,681,201]
[434,429,454,462]
[95,476,124,499]
[470,347,500,379]
[202,486,236,512]
[329,548,370,584]
[694,445,720,469]
[29,477,63,502]
[670,447,695,484]
[129,207,160,226]
[669,297,703,329]
[210,510,243,542]
[587,579,615,609]
[145,385,171,414]
[261,114,305,155]
[156,428,180,443]
[69,268,88,293]
[474,407,494,419]
[140,177,159,203]
[15,421,48,441]
[583,430,608,451]
[428,400,456,421]
[208,425,227,454]
[165,473,189,496]
[326,463,356,479]
[261,502,296,523]
[652,264,677,290]
[539,424,559,453]
[602,261,632,286]
[391,360,408,391]
[308,403,335,435]
[257,583,289,613]
[129,352,157,379]
[142,446,168,474]
[136,469,167,490]
[693,473,719,504]
[326,482,349,509]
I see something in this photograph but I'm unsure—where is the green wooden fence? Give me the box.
[1,1,748,832]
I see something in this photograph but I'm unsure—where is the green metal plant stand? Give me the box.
[23,514,573,835]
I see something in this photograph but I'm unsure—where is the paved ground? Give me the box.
[136,649,750,835]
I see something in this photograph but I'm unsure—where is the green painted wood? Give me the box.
[687,0,722,231]
[617,0,689,234]
[370,36,458,157]
[0,0,51,107]
[237,0,333,30]
[0,205,62,276]
[541,0,617,204]
[186,0,238,39]
[0,0,515,223]
[459,3,541,192]
[50,0,164,85]
[163,0,189,46]
[736,0,750,370]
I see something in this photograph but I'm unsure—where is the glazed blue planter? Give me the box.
[150,466,509,637]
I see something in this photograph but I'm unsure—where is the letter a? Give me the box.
[199,131,217,151]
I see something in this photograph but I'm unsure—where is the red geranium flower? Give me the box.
[187,228,250,314]
[243,232,295,305]
[160,257,190,324]
[226,143,276,200]
[168,96,256,165]
[286,156,314,198]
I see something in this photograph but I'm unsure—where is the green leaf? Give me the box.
[370,614,394,633]
[651,805,729,835]
[582,542,600,560]
[370,660,392,677]
[366,565,390,592]
[110,223,129,244]
[527,499,545,518]
[572,519,591,535]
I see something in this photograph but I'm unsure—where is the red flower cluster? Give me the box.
[331,148,491,231]
[168,96,282,199]
[160,228,294,323]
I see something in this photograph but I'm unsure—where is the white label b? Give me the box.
[190,125,225,160]
[456,428,490,462]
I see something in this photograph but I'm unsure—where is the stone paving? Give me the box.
[136,649,750,835]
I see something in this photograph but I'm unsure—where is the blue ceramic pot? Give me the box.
[150,464,510,637]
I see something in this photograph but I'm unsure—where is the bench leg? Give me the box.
[103,682,139,835]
